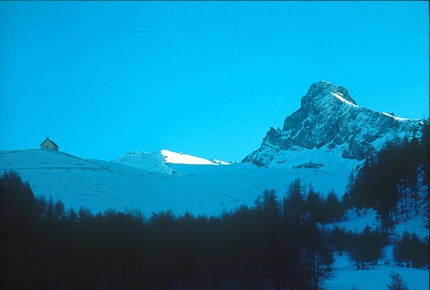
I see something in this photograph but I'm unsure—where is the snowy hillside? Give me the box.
[1,149,354,216]
[112,150,178,175]
[244,81,424,168]
[113,149,230,174]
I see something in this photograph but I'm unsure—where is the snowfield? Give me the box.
[0,148,428,289]
[324,252,428,290]
[0,149,354,216]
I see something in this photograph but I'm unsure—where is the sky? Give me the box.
[0,1,428,162]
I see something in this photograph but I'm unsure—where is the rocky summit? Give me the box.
[243,81,424,167]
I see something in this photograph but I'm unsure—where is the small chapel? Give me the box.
[40,136,59,151]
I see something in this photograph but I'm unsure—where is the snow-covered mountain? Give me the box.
[112,150,178,175]
[243,81,424,168]
[112,149,230,175]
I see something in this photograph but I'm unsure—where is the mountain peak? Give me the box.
[301,81,357,111]
[243,81,423,167]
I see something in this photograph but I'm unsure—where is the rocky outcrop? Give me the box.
[243,81,423,167]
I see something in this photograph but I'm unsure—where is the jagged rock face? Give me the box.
[243,81,423,167]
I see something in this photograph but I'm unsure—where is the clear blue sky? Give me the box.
[1,1,428,161]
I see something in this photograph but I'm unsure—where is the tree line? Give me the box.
[1,171,344,290]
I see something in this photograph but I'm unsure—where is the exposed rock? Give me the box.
[243,81,423,167]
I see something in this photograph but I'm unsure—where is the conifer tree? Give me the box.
[306,189,324,223]
[324,190,344,222]
[284,178,305,222]
[386,271,409,290]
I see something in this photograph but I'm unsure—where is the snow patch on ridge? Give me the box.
[381,112,409,121]
[113,151,177,175]
[160,149,226,165]
[332,92,358,107]
[113,149,231,174]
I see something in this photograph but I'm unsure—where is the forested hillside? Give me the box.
[345,120,429,229]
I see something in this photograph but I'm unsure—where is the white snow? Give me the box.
[211,159,232,165]
[269,143,357,169]
[112,151,177,175]
[331,208,381,232]
[382,112,409,121]
[0,149,352,216]
[324,252,428,290]
[332,92,359,107]
[160,149,228,165]
[113,149,231,170]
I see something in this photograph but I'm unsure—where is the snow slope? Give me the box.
[111,151,177,175]
[112,149,230,174]
[160,149,230,165]
[324,252,428,290]
[1,149,352,216]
